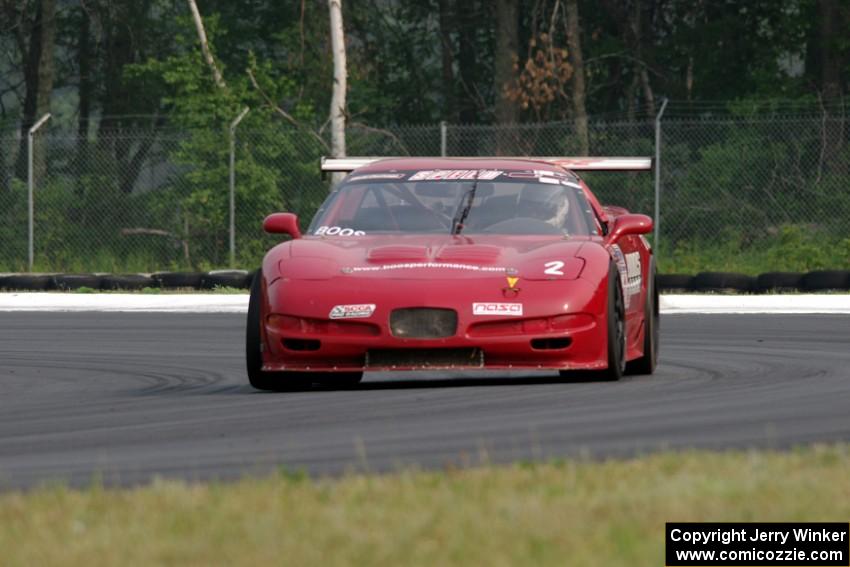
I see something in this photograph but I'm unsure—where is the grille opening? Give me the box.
[390,308,458,339]
[367,348,482,368]
[530,338,572,350]
[283,338,321,351]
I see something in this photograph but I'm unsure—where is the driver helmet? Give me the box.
[517,183,569,228]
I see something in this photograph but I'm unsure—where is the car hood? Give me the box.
[272,234,595,281]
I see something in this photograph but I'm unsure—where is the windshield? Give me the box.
[308,169,596,236]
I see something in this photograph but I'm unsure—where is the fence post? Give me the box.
[229,107,250,267]
[653,98,668,260]
[440,120,447,157]
[28,113,51,272]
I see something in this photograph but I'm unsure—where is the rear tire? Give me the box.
[626,258,659,375]
[246,270,311,392]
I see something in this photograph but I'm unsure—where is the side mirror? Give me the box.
[605,213,652,245]
[263,213,302,239]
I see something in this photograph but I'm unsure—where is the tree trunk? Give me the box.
[565,0,588,155]
[819,0,844,165]
[328,0,347,185]
[15,0,56,182]
[94,1,156,188]
[600,0,654,117]
[494,0,518,154]
[819,0,842,101]
[77,9,91,140]
[437,0,457,123]
[494,0,518,123]
[186,0,226,89]
[76,7,92,177]
[457,0,479,124]
[632,0,654,117]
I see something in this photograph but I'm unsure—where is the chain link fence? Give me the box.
[2,115,848,273]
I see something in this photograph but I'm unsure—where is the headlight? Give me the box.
[278,257,339,281]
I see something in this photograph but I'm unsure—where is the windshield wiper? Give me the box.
[451,174,479,235]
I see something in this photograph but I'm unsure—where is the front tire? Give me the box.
[599,262,627,381]
[559,262,626,382]
[626,258,659,375]
[246,270,310,392]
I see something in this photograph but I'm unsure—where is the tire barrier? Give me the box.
[801,270,850,291]
[656,274,694,292]
[692,271,757,293]
[756,272,804,292]
[100,274,155,291]
[1,270,849,292]
[0,274,55,291]
[152,271,204,289]
[200,270,252,290]
[51,274,103,291]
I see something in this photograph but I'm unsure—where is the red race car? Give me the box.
[246,156,658,391]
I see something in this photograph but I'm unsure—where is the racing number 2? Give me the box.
[544,261,565,276]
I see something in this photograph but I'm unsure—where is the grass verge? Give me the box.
[1,445,849,566]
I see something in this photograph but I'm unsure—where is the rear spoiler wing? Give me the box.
[321,156,653,173]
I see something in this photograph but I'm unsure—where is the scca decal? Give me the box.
[329,304,375,319]
[611,245,641,308]
[472,302,523,316]
[625,252,641,288]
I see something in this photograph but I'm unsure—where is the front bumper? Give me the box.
[260,276,609,372]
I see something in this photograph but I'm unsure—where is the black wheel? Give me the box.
[52,274,103,291]
[246,270,311,392]
[101,274,155,290]
[201,270,252,289]
[756,272,803,293]
[559,262,626,382]
[626,258,659,375]
[656,273,694,292]
[2,274,54,290]
[801,270,850,291]
[154,271,204,289]
[600,262,627,381]
[692,271,755,293]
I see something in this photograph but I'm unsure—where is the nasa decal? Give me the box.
[611,245,641,308]
[472,302,523,316]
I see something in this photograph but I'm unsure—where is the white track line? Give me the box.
[661,294,850,314]
[1,293,849,314]
[0,293,249,313]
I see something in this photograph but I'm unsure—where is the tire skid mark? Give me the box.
[2,313,850,489]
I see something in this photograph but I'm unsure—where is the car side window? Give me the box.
[573,188,602,235]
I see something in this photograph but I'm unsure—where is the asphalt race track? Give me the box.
[1,312,849,490]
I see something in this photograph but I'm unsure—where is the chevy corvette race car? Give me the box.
[246,156,658,391]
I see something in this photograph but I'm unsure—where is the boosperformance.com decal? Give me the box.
[347,263,509,273]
